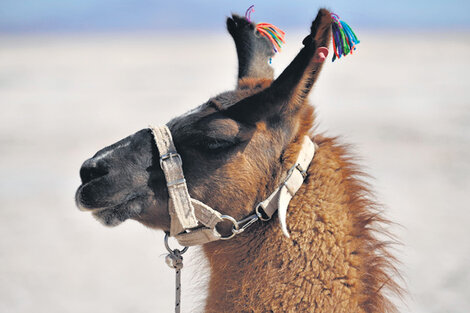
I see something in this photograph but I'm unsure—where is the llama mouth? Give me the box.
[75,178,114,211]
[75,184,94,212]
[75,184,110,212]
[75,178,131,212]
[75,181,145,227]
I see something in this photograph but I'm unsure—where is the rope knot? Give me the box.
[165,250,184,270]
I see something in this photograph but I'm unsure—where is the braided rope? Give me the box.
[164,234,187,313]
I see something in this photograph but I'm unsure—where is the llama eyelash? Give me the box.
[203,137,237,151]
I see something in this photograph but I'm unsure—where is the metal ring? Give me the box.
[219,215,239,240]
[164,233,189,254]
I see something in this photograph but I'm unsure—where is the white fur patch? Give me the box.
[181,246,210,313]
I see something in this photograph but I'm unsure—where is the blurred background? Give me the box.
[1,1,469,312]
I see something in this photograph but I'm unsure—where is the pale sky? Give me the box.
[1,0,469,33]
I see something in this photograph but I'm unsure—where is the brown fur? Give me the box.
[203,103,401,312]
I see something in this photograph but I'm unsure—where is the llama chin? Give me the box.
[92,200,144,227]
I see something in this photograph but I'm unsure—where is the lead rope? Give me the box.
[164,233,188,313]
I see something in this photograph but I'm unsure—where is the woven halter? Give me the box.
[150,125,316,246]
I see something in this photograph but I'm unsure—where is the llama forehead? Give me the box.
[166,103,209,132]
[167,77,273,132]
[167,90,250,132]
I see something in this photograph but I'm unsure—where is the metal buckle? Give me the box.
[159,152,186,187]
[159,152,182,168]
[284,163,307,183]
[296,164,308,179]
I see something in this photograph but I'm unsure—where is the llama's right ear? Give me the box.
[226,14,275,81]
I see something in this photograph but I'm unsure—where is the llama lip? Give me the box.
[75,183,110,212]
[75,174,128,211]
[75,183,133,212]
[76,179,146,226]
[75,184,93,211]
[75,185,116,212]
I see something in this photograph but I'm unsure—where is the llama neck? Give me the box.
[202,135,398,313]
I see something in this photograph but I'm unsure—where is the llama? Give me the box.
[76,9,400,312]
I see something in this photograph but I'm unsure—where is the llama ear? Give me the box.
[225,9,332,124]
[226,14,275,81]
[267,8,331,111]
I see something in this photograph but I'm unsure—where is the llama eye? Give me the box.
[205,138,235,150]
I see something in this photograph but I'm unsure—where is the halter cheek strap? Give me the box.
[255,136,315,237]
[150,126,199,236]
[150,125,316,246]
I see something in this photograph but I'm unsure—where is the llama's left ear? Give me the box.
[227,14,275,81]
[225,9,332,125]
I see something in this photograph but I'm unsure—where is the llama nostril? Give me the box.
[80,159,109,184]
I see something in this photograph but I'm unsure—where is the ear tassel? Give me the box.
[256,23,286,53]
[330,12,360,62]
[245,5,286,54]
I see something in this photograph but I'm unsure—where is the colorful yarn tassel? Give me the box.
[330,13,360,62]
[244,7,358,60]
[245,5,286,54]
[256,23,286,53]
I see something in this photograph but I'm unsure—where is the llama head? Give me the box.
[75,9,332,235]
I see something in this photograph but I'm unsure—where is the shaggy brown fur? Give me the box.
[203,119,401,312]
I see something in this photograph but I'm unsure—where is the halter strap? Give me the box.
[256,137,315,237]
[150,125,316,245]
[150,126,198,236]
